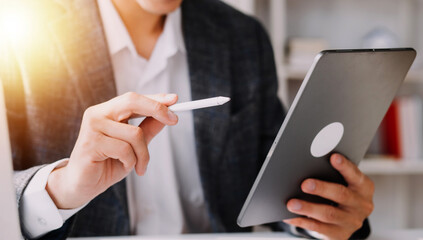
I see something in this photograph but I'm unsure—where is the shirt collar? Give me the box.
[168,7,186,54]
[97,0,186,58]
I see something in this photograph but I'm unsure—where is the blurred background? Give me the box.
[223,0,423,232]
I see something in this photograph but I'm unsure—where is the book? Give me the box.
[367,96,423,161]
[381,100,402,159]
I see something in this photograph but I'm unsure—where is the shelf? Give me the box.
[359,158,423,175]
[405,69,423,83]
[284,64,310,80]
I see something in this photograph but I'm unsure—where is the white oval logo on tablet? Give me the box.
[310,122,344,158]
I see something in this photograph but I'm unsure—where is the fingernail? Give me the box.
[289,200,302,211]
[168,110,178,122]
[335,154,343,165]
[165,94,177,101]
[304,180,316,192]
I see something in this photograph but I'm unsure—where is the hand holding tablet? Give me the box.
[284,153,375,239]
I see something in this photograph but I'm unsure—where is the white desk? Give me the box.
[68,233,294,240]
[369,229,423,240]
[69,230,423,240]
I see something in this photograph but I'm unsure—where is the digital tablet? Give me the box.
[237,48,417,227]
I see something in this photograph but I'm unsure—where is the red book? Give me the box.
[381,100,402,159]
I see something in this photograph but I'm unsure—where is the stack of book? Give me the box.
[367,96,423,160]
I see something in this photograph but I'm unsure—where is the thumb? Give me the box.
[139,94,179,143]
[139,117,166,144]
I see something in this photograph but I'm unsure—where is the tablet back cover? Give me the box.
[237,49,416,227]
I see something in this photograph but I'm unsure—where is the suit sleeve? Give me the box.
[253,20,371,239]
[1,31,73,240]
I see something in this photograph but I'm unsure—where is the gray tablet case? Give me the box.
[237,48,417,227]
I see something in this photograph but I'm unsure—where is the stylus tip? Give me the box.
[217,96,231,105]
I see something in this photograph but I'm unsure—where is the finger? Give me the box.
[301,179,358,207]
[97,119,150,176]
[96,135,137,172]
[139,117,166,144]
[103,92,178,124]
[283,217,336,239]
[128,94,179,119]
[286,199,350,225]
[330,154,373,195]
[145,93,178,106]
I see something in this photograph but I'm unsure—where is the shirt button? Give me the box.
[37,217,47,226]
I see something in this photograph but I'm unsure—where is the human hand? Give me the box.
[283,154,374,240]
[46,92,178,209]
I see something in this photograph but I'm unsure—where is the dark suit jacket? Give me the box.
[1,0,369,239]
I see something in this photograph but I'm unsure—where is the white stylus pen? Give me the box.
[169,96,230,112]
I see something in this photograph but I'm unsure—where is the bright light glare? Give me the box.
[0,7,32,44]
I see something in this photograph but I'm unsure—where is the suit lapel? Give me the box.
[49,0,116,109]
[48,0,130,234]
[182,1,232,231]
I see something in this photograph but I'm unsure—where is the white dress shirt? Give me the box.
[20,1,210,238]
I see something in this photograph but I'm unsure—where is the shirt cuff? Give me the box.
[20,159,85,238]
[287,223,326,239]
[306,229,326,239]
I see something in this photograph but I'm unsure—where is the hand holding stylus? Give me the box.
[46,93,230,210]
[46,93,179,209]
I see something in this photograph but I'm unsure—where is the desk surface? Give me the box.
[69,230,423,240]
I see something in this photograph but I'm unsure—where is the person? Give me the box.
[1,0,374,239]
